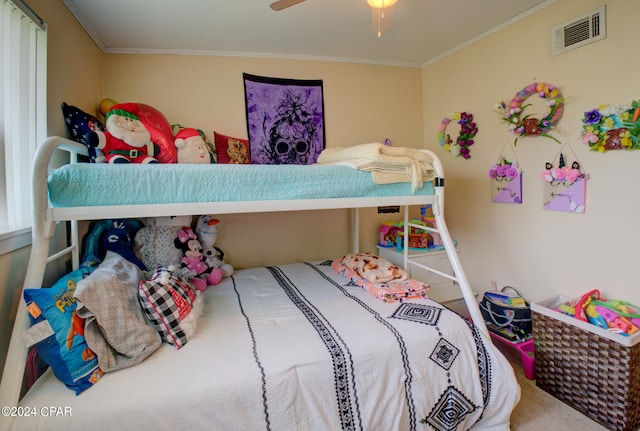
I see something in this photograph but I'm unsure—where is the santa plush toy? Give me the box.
[85,103,161,164]
[174,128,213,164]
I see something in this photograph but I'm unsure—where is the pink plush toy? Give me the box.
[174,128,213,164]
[174,226,224,291]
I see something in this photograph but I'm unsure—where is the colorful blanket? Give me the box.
[333,253,429,303]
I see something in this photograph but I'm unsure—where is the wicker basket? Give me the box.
[532,297,640,431]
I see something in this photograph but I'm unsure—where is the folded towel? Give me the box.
[341,252,408,283]
[317,143,435,192]
[332,253,429,303]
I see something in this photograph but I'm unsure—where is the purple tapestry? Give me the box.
[243,73,325,164]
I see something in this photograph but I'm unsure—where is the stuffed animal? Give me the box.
[84,102,176,164]
[103,220,147,271]
[174,226,224,291]
[194,215,234,277]
[174,128,213,164]
[134,215,192,272]
[96,100,177,163]
[85,103,159,164]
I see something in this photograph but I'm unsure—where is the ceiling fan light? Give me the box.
[372,8,394,37]
[367,0,398,9]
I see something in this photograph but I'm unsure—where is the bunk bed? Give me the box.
[0,136,520,431]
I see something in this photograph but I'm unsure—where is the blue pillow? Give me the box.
[61,102,106,163]
[23,260,104,394]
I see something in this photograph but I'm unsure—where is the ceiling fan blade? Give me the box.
[269,0,307,11]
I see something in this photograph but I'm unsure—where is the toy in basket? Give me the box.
[480,286,531,339]
[554,289,640,336]
[533,293,640,430]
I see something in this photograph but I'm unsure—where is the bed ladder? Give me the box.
[404,200,487,337]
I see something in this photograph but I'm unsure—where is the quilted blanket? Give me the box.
[317,143,436,192]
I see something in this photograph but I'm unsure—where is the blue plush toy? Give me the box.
[103,220,147,271]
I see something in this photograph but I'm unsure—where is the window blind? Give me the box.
[0,0,47,233]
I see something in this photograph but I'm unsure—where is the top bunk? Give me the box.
[28,135,481,333]
[38,137,443,222]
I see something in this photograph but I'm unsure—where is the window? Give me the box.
[0,0,47,246]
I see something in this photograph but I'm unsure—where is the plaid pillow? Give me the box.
[138,266,203,349]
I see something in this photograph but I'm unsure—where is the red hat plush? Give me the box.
[174,128,212,164]
[175,128,202,141]
[105,103,140,123]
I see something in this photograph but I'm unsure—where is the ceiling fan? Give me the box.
[269,0,306,11]
[269,0,397,37]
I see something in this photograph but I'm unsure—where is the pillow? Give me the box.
[74,251,162,372]
[174,125,216,163]
[213,131,251,164]
[139,266,203,349]
[61,102,106,163]
[23,260,104,394]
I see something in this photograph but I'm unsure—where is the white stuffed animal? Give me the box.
[194,215,234,277]
[174,128,213,164]
[134,215,193,272]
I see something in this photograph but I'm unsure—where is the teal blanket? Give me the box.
[48,163,435,208]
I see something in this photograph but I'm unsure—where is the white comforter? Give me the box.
[12,261,519,431]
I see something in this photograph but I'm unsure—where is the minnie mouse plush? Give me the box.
[174,227,223,291]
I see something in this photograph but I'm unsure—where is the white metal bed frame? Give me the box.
[0,136,487,430]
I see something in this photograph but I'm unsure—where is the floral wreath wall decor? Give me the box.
[437,112,477,159]
[581,100,640,152]
[542,144,588,214]
[495,82,564,144]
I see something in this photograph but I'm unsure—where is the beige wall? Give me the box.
[422,0,640,304]
[103,55,423,267]
[37,1,105,135]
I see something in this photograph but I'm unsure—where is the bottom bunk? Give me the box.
[10,260,520,431]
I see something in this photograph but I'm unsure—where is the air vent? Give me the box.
[551,6,606,56]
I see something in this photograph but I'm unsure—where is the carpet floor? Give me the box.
[498,343,609,431]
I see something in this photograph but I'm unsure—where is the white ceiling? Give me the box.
[63,0,554,67]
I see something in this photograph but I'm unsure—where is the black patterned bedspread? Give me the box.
[13,261,520,431]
